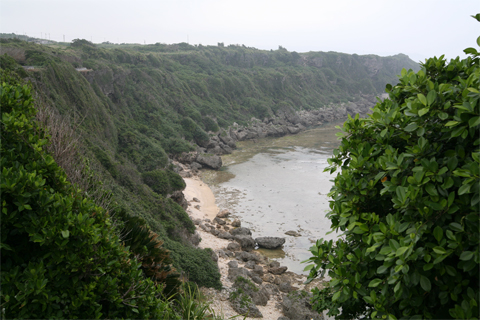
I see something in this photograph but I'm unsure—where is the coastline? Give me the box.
[182,174,327,319]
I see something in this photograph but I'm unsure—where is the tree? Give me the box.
[0,72,176,319]
[304,15,480,320]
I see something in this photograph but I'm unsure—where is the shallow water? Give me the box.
[201,121,344,274]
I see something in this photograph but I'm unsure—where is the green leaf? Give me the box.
[433,226,443,243]
[418,93,427,106]
[445,121,460,127]
[332,291,341,301]
[369,279,382,287]
[449,223,463,232]
[418,108,429,117]
[459,251,474,261]
[433,246,446,254]
[61,230,70,238]
[404,123,418,132]
[396,246,409,257]
[458,183,471,195]
[469,116,480,128]
[427,90,437,105]
[420,275,431,291]
[377,265,389,274]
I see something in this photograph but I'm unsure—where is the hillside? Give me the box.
[0,37,420,287]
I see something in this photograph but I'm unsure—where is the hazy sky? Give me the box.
[1,0,478,62]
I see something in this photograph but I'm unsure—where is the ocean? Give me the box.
[200,121,344,274]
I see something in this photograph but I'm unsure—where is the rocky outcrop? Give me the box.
[195,153,222,170]
[256,237,286,249]
[175,94,377,171]
[281,291,324,320]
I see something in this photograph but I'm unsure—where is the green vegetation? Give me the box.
[304,17,480,320]
[0,32,419,318]
[0,73,175,318]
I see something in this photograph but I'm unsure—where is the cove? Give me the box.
[201,121,345,274]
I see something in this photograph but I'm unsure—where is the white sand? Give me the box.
[183,176,285,319]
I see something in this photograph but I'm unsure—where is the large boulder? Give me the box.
[281,291,324,320]
[234,235,256,252]
[195,153,222,170]
[255,236,286,249]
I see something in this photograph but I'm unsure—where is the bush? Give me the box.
[304,27,480,319]
[0,73,172,318]
[141,169,186,196]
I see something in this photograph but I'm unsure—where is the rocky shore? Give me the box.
[173,94,378,172]
[183,175,328,320]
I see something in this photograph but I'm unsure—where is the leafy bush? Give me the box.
[0,73,172,318]
[141,168,186,196]
[304,27,479,319]
[166,240,222,290]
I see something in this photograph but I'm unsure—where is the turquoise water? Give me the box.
[201,121,344,274]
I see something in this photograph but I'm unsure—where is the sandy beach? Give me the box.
[183,176,286,319]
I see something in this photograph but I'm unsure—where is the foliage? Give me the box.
[0,36,417,292]
[173,282,215,320]
[304,31,480,319]
[116,208,181,297]
[0,73,173,318]
[166,240,223,290]
[141,168,186,196]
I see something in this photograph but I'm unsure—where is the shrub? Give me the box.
[304,25,480,319]
[0,73,172,319]
[141,169,186,196]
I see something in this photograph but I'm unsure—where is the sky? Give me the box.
[1,0,478,63]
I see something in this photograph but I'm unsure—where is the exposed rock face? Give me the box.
[195,153,222,169]
[255,236,286,249]
[281,291,324,320]
[229,277,263,318]
[217,209,230,218]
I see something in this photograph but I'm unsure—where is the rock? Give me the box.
[230,227,252,236]
[176,151,197,164]
[269,261,280,268]
[217,209,231,218]
[214,217,226,225]
[227,242,241,252]
[193,219,201,225]
[230,294,263,318]
[228,267,251,281]
[252,286,270,306]
[235,251,260,262]
[224,226,230,231]
[194,205,201,210]
[264,283,280,296]
[245,260,256,269]
[252,265,264,277]
[210,229,220,236]
[269,266,288,275]
[281,291,324,320]
[231,219,241,227]
[217,250,227,258]
[210,250,218,263]
[263,273,275,283]
[196,153,222,170]
[228,260,239,269]
[250,274,263,285]
[234,235,256,252]
[232,277,268,307]
[190,162,203,171]
[285,230,301,237]
[255,237,286,249]
[277,317,290,320]
[217,231,234,240]
[279,282,295,293]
